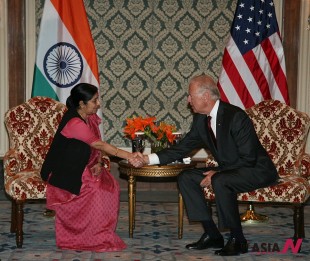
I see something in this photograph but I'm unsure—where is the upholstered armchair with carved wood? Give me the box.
[4,96,111,248]
[3,97,68,248]
[201,100,310,241]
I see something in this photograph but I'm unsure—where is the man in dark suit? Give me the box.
[137,74,279,256]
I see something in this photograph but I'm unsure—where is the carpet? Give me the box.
[0,200,309,261]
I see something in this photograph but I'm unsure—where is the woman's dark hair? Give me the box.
[66,83,98,109]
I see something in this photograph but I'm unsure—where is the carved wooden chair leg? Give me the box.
[16,200,24,248]
[293,204,306,253]
[293,204,304,253]
[293,204,305,239]
[10,200,17,233]
[240,202,268,223]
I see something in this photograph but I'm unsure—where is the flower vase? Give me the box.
[132,132,145,153]
[151,141,169,153]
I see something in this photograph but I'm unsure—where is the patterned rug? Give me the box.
[0,200,309,260]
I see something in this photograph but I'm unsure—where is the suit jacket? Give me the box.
[157,101,278,187]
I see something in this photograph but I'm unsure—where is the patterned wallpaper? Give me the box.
[36,0,236,147]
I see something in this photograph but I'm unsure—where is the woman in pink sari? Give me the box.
[41,83,141,252]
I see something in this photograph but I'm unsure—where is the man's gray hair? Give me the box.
[190,74,221,100]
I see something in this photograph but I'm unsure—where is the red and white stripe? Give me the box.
[218,32,289,109]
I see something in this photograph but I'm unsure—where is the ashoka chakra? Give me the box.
[43,42,83,88]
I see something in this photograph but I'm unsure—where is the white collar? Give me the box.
[209,100,219,119]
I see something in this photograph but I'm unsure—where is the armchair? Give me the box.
[3,96,67,247]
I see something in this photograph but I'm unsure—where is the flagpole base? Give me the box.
[240,203,268,224]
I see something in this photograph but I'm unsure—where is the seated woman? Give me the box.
[41,83,141,252]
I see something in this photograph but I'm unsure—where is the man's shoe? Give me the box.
[186,233,224,250]
[214,237,248,256]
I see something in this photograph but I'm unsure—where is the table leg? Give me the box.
[178,192,184,239]
[128,175,135,238]
[133,177,136,229]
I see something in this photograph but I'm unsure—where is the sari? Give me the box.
[46,114,126,252]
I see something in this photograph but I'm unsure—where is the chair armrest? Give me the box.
[3,149,21,178]
[205,151,218,168]
[300,152,310,180]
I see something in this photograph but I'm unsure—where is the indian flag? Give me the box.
[31,0,99,104]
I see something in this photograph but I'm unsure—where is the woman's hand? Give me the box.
[200,170,217,188]
[128,152,145,167]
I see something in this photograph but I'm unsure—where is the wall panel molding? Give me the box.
[274,0,283,33]
[283,0,301,108]
[297,0,310,153]
[25,0,36,100]
[0,0,9,157]
[8,0,26,108]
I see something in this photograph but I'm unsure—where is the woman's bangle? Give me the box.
[114,147,119,157]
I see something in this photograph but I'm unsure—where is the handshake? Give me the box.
[128,152,149,167]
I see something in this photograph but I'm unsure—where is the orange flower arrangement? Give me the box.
[124,116,177,146]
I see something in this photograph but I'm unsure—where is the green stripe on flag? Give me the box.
[31,66,59,101]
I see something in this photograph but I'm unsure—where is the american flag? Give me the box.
[217,0,290,109]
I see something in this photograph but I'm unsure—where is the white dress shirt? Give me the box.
[209,100,219,137]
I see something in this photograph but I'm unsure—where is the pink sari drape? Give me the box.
[46,114,126,252]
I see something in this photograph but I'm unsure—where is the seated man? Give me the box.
[137,74,278,256]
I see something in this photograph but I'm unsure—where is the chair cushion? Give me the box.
[204,175,310,204]
[5,169,46,200]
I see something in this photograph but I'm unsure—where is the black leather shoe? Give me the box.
[215,237,248,256]
[186,233,224,250]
